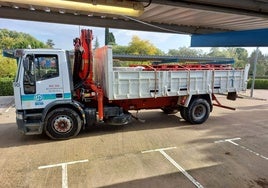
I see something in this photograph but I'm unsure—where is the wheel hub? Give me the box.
[193,105,206,120]
[53,116,73,133]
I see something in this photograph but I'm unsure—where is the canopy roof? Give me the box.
[1,0,268,34]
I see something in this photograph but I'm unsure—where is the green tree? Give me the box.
[207,47,229,57]
[105,28,116,45]
[207,47,248,68]
[232,48,248,68]
[0,50,17,78]
[108,32,116,45]
[112,45,128,54]
[248,49,267,76]
[265,54,268,76]
[168,47,203,56]
[112,36,164,55]
[235,48,248,61]
[0,29,49,80]
[0,29,47,49]
[126,35,164,55]
[46,39,55,48]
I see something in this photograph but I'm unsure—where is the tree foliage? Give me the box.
[108,32,116,45]
[113,35,164,55]
[207,47,249,68]
[168,47,203,56]
[233,48,248,68]
[207,47,230,57]
[204,47,268,76]
[0,29,47,49]
[248,49,268,76]
[0,50,17,78]
[105,28,116,45]
[113,45,128,54]
[0,77,14,96]
[0,29,49,79]
[46,39,55,48]
[127,36,164,55]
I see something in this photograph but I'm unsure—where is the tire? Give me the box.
[185,98,210,124]
[44,108,82,139]
[161,107,178,114]
[180,107,189,122]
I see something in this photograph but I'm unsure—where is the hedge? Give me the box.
[247,79,268,89]
[0,77,14,96]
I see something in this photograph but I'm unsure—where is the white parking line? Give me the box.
[214,138,268,160]
[38,159,88,188]
[142,147,204,188]
[141,146,177,153]
[5,104,14,113]
[214,138,241,146]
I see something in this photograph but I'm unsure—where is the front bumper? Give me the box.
[16,110,43,135]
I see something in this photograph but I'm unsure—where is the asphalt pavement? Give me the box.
[0,90,267,187]
[0,96,14,114]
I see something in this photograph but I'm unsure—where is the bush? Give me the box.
[0,77,14,96]
[247,79,268,89]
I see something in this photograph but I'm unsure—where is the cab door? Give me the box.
[21,53,64,110]
[13,58,23,110]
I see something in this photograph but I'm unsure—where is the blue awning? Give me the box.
[191,28,268,47]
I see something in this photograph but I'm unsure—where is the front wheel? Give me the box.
[185,98,210,124]
[44,108,82,139]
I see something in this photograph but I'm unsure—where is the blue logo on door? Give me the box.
[35,94,44,105]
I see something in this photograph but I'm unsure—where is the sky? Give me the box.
[0,18,267,56]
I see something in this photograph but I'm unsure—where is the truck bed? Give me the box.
[93,46,249,100]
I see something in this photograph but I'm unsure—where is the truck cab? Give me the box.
[14,49,74,135]
[13,47,131,139]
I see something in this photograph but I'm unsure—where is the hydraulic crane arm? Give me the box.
[73,29,104,121]
[73,29,94,86]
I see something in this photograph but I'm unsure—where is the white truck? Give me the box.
[6,29,250,139]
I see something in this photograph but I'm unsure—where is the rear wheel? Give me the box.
[44,108,82,139]
[185,98,210,124]
[180,107,189,121]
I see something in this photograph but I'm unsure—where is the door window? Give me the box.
[34,55,59,81]
[23,54,59,94]
[23,55,36,94]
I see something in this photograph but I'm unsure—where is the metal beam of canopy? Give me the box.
[191,28,268,47]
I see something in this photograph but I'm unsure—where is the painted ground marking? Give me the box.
[4,104,14,113]
[214,138,268,160]
[142,147,204,188]
[38,159,88,188]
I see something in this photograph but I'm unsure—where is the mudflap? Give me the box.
[227,92,237,101]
